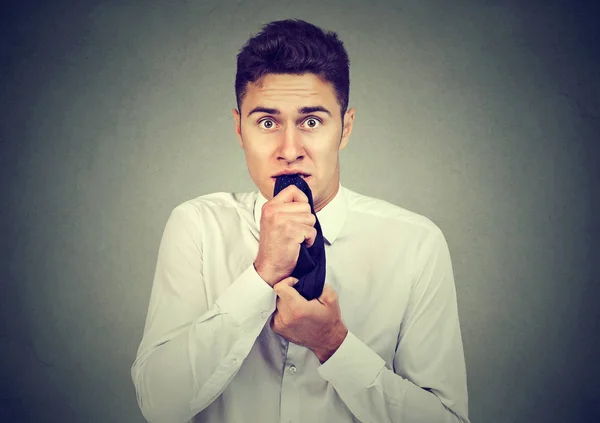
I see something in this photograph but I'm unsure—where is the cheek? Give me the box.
[242,134,269,156]
[312,144,339,161]
[242,144,272,177]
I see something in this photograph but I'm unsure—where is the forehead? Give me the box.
[242,73,338,113]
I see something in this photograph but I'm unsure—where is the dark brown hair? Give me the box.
[235,19,350,118]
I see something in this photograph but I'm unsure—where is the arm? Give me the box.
[318,227,470,423]
[131,203,276,423]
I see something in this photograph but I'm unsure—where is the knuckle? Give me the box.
[279,313,290,327]
[294,187,307,201]
[290,308,304,320]
[263,205,275,220]
[284,219,295,232]
[271,210,281,222]
[272,213,285,228]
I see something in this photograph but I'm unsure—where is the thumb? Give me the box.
[317,283,338,306]
[273,276,301,301]
[276,276,299,288]
[273,276,298,295]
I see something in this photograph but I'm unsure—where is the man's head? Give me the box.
[232,19,355,212]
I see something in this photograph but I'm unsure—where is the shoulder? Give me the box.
[343,186,444,240]
[167,190,256,226]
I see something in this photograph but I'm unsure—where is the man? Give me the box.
[131,19,470,423]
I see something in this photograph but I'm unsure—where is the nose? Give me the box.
[277,125,304,162]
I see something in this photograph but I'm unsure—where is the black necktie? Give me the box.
[273,174,326,301]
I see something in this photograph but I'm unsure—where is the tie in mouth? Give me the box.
[272,173,310,180]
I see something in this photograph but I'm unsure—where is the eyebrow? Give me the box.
[246,105,332,118]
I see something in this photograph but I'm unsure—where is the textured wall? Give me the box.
[1,1,598,422]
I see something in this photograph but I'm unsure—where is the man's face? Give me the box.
[233,73,354,213]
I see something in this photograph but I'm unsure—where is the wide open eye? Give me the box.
[258,118,277,130]
[302,117,322,129]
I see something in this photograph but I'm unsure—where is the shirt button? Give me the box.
[232,358,237,366]
[288,365,297,375]
[261,310,269,319]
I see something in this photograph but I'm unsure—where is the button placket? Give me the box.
[280,343,302,423]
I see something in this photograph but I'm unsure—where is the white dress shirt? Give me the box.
[131,182,470,423]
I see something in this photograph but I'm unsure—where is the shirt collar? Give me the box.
[253,181,347,245]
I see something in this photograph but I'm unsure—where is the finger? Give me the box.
[277,212,315,226]
[267,202,312,215]
[290,221,318,247]
[271,184,309,205]
[261,203,313,224]
[317,283,338,306]
[273,276,299,294]
[304,225,318,248]
[278,276,299,287]
[273,277,304,304]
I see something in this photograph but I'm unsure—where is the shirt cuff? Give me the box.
[214,263,276,328]
[317,330,387,394]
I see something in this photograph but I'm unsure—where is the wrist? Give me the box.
[315,323,348,363]
[253,261,278,287]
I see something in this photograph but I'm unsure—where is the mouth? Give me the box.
[272,174,311,181]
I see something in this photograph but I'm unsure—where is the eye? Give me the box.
[258,118,276,130]
[302,117,322,129]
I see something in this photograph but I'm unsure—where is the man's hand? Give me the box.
[271,277,348,363]
[254,185,318,287]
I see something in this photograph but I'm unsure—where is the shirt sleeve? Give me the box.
[318,226,470,423]
[131,203,276,423]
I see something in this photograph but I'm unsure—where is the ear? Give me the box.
[339,107,355,151]
[232,108,243,148]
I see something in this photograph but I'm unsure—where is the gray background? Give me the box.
[1,0,598,422]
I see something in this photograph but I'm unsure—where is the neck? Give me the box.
[314,180,339,213]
